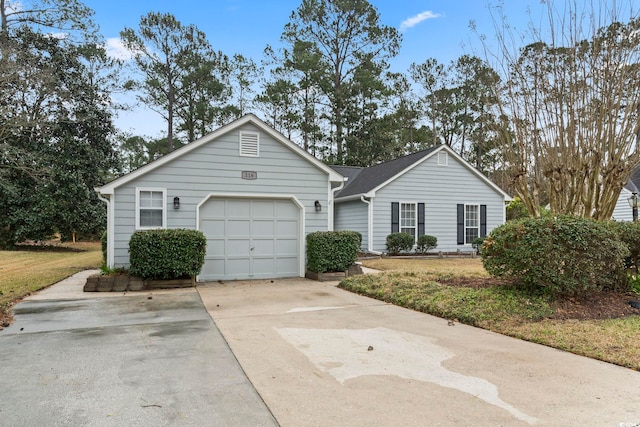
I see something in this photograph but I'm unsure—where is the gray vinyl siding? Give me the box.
[111,123,330,267]
[334,199,368,251]
[371,153,505,253]
[611,189,634,221]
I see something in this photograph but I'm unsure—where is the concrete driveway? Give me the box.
[198,278,640,427]
[0,271,277,427]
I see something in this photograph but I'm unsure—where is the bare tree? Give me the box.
[484,1,640,219]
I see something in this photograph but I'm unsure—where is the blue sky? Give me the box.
[81,0,551,137]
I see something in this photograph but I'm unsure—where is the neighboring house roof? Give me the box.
[329,165,364,187]
[330,144,511,201]
[96,113,343,195]
[624,166,640,193]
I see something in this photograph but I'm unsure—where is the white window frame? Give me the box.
[239,131,260,157]
[400,201,417,242]
[437,151,448,166]
[464,204,480,244]
[135,188,167,230]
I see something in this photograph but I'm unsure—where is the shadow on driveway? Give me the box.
[0,281,277,427]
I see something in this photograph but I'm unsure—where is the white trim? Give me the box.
[399,200,418,242]
[360,195,380,254]
[135,188,167,230]
[464,203,481,245]
[96,114,342,195]
[97,192,115,268]
[195,193,305,280]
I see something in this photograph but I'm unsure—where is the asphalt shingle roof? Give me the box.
[330,146,440,198]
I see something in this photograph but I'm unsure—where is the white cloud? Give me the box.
[400,10,441,32]
[105,37,135,60]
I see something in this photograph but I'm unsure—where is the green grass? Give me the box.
[0,242,102,316]
[341,258,640,371]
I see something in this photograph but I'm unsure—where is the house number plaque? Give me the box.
[242,171,257,180]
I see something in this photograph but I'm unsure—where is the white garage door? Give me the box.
[198,198,300,281]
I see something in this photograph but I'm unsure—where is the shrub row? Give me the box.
[386,232,438,255]
[307,230,361,273]
[481,215,630,295]
[128,229,206,280]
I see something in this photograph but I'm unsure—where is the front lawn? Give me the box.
[0,242,102,326]
[340,258,640,371]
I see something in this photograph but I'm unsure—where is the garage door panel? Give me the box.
[227,219,251,236]
[277,202,299,218]
[252,239,275,256]
[206,239,225,256]
[276,220,298,236]
[227,239,251,256]
[199,200,225,217]
[227,200,251,217]
[201,258,224,276]
[252,220,275,236]
[252,258,275,275]
[200,219,225,237]
[276,238,298,255]
[276,257,298,275]
[199,197,300,281]
[252,201,275,217]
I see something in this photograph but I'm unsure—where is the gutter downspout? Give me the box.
[97,193,113,268]
[329,180,345,231]
[360,195,382,255]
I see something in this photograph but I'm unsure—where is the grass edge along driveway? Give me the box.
[0,242,102,323]
[341,258,640,371]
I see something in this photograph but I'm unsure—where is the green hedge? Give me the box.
[481,215,628,295]
[128,229,207,280]
[607,220,640,272]
[386,232,414,255]
[416,235,437,254]
[307,230,360,273]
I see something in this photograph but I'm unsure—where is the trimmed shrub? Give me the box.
[386,232,414,255]
[307,230,360,273]
[606,220,640,272]
[481,215,628,295]
[128,229,207,280]
[416,234,437,254]
[101,230,107,264]
[471,237,485,255]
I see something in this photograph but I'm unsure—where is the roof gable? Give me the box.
[334,145,511,201]
[97,114,343,194]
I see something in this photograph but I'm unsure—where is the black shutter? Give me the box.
[391,202,399,233]
[480,205,487,237]
[418,203,425,237]
[457,204,464,244]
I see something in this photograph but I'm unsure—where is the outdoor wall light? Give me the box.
[628,192,639,222]
[173,197,180,210]
[314,200,322,212]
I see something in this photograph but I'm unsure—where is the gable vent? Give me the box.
[437,151,448,166]
[239,131,259,157]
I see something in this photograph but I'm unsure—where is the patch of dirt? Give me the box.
[549,291,640,320]
[438,276,640,320]
[0,308,13,330]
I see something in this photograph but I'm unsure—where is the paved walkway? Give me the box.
[0,271,277,427]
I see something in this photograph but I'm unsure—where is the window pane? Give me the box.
[465,205,479,227]
[400,203,416,227]
[140,209,163,227]
[140,191,164,208]
[465,228,479,244]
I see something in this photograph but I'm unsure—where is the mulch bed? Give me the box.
[439,276,640,320]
